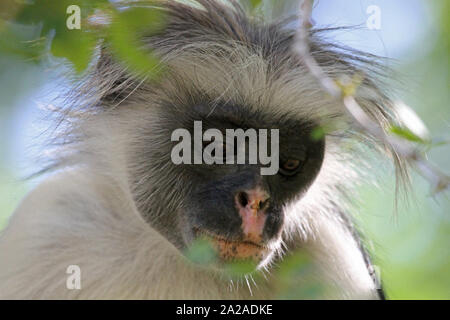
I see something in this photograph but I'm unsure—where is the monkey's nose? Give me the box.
[235,188,270,244]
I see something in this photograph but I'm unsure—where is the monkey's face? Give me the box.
[131,102,325,269]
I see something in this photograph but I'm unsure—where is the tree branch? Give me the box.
[293,0,449,194]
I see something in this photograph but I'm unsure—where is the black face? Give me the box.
[130,102,325,268]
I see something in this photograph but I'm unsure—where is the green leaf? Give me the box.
[5,0,109,72]
[107,7,167,78]
[275,251,325,299]
[223,260,258,279]
[310,126,326,141]
[389,125,427,144]
[249,0,263,9]
[185,238,217,266]
[51,29,95,73]
[429,138,450,148]
[0,22,47,62]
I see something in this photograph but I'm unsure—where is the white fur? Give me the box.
[0,2,385,299]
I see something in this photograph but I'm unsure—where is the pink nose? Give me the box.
[235,188,270,244]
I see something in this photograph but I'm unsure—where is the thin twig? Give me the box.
[293,0,449,194]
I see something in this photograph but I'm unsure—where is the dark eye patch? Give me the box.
[279,158,305,176]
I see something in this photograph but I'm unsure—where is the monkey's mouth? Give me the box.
[193,228,271,263]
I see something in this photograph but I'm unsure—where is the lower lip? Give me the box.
[206,236,269,262]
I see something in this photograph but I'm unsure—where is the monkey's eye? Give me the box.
[279,159,301,176]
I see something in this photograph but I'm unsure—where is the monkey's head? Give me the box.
[83,0,397,271]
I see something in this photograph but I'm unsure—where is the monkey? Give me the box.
[0,0,405,299]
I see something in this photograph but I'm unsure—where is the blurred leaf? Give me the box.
[0,22,47,62]
[51,29,96,73]
[389,125,428,144]
[437,0,450,55]
[185,238,217,266]
[2,0,109,72]
[310,122,340,141]
[249,0,263,9]
[430,138,450,148]
[1,1,168,75]
[276,251,324,299]
[223,260,258,279]
[107,7,167,78]
[310,126,326,141]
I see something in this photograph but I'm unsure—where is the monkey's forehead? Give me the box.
[96,0,387,126]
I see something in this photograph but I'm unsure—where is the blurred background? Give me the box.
[0,0,448,299]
